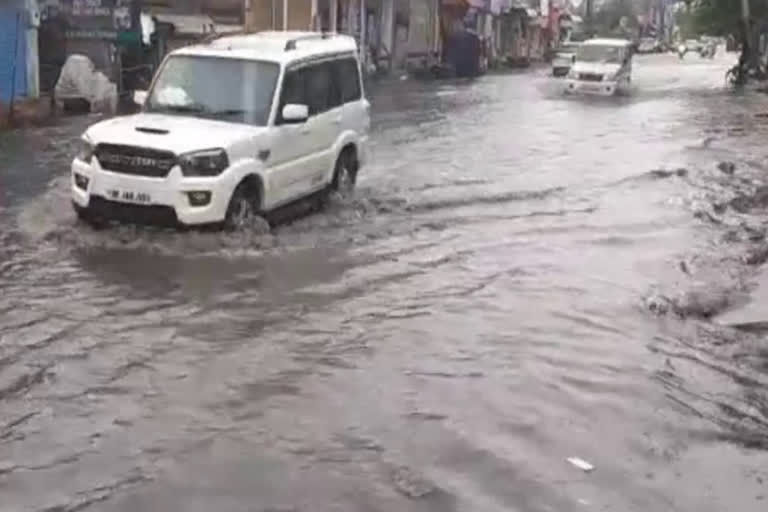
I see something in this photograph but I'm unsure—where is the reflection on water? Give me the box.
[0,53,767,511]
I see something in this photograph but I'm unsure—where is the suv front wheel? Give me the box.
[224,181,265,231]
[331,149,358,196]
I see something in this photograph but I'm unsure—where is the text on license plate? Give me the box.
[106,189,151,204]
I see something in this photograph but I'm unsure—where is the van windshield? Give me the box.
[576,45,623,64]
[146,55,280,126]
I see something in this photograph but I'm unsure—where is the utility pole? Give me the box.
[585,0,593,38]
[283,0,288,31]
[741,0,754,70]
[658,0,665,42]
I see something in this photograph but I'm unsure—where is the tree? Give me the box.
[689,0,768,80]
[594,0,639,37]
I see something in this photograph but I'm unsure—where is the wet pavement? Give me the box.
[2,52,768,511]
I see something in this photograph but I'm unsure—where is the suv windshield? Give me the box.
[146,55,280,126]
[576,45,623,64]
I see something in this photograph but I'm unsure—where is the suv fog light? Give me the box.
[187,191,212,206]
[74,173,89,191]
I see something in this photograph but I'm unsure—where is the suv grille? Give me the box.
[95,144,176,178]
[579,73,604,82]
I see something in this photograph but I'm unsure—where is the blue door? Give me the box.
[0,8,27,103]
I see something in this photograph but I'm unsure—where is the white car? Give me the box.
[71,31,370,229]
[565,38,633,97]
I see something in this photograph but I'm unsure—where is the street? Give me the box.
[1,52,767,511]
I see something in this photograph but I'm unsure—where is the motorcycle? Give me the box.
[699,44,716,59]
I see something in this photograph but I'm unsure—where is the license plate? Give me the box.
[106,189,151,204]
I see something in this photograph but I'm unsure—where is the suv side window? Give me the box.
[305,63,334,115]
[333,58,362,104]
[277,60,347,123]
[277,68,306,125]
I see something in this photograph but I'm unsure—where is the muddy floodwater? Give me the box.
[2,53,768,511]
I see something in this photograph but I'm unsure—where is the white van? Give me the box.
[564,38,633,96]
[71,31,370,228]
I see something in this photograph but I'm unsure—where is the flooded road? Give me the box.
[2,52,768,511]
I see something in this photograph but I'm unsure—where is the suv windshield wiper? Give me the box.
[206,109,245,119]
[150,104,208,114]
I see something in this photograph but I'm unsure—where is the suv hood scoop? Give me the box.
[135,126,170,135]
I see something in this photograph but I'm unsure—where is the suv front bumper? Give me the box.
[71,158,234,226]
[564,79,619,96]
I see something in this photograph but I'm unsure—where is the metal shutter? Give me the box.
[0,8,27,103]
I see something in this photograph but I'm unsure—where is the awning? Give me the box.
[150,13,241,36]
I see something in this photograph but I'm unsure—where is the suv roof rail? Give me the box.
[201,29,248,45]
[285,32,334,51]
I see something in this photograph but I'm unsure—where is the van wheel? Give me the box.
[331,150,358,196]
[224,183,263,231]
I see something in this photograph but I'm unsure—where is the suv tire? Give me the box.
[331,150,358,196]
[224,182,264,231]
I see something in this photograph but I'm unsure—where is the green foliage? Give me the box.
[594,0,638,33]
[689,0,768,37]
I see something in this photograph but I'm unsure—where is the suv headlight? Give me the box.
[76,136,95,163]
[179,148,229,177]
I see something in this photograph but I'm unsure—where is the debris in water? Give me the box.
[648,168,688,179]
[391,465,437,499]
[718,161,736,175]
[0,460,16,475]
[672,286,733,319]
[567,457,595,472]
[645,293,671,315]
[744,244,768,266]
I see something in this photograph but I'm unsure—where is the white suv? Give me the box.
[71,31,370,228]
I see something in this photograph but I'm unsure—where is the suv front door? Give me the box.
[268,60,341,207]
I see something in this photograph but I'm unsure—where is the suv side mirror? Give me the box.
[282,104,309,124]
[133,90,148,106]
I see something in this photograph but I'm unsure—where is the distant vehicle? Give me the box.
[565,38,634,96]
[552,42,580,77]
[685,39,703,53]
[678,38,715,59]
[637,38,663,54]
[71,31,371,229]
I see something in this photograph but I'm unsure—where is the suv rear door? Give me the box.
[332,56,367,136]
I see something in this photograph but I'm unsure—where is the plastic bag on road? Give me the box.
[54,55,117,114]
